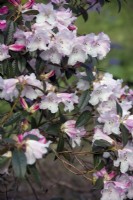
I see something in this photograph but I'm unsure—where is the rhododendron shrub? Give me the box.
[0,0,132,199]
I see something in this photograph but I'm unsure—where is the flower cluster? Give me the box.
[89,73,133,199]
[0,1,131,199]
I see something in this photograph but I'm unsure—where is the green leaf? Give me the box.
[86,68,95,82]
[94,177,104,190]
[78,6,88,22]
[93,155,105,170]
[57,134,64,153]
[5,20,16,45]
[76,110,91,127]
[120,124,130,146]
[116,102,123,117]
[78,90,90,110]
[93,139,112,148]
[4,112,22,127]
[18,57,26,73]
[28,165,42,187]
[12,149,27,178]
[31,117,37,129]
[23,9,39,15]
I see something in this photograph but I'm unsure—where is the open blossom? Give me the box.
[123,115,133,135]
[18,73,43,100]
[101,182,127,200]
[40,92,59,113]
[116,174,133,199]
[83,32,111,60]
[40,47,62,64]
[54,29,75,56]
[98,113,120,135]
[89,85,113,106]
[27,30,51,51]
[0,44,10,61]
[0,77,19,101]
[114,143,133,173]
[61,120,86,148]
[0,73,43,101]
[93,128,115,145]
[17,129,51,165]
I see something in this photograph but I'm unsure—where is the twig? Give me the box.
[26,176,40,200]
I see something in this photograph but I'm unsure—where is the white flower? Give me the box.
[61,120,86,148]
[89,85,113,106]
[84,32,110,60]
[54,29,75,56]
[25,140,51,165]
[40,47,62,64]
[40,92,59,113]
[0,44,10,61]
[114,143,133,173]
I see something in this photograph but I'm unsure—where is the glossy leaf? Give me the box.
[76,110,91,127]
[12,149,27,178]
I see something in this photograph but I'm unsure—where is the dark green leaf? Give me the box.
[78,90,90,110]
[23,9,39,15]
[79,6,88,22]
[28,165,42,187]
[116,0,122,12]
[31,117,37,129]
[94,177,104,190]
[86,68,95,82]
[57,134,64,153]
[93,139,112,147]
[12,149,27,178]
[120,124,130,146]
[4,112,22,127]
[76,110,91,127]
[5,20,16,45]
[116,102,123,117]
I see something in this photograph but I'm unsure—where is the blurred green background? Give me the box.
[76,1,133,84]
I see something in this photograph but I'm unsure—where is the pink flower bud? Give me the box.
[0,6,9,15]
[68,25,77,31]
[29,103,39,113]
[20,97,28,110]
[9,44,25,51]
[40,70,55,80]
[8,0,21,7]
[0,20,7,31]
[23,0,35,9]
[17,134,23,143]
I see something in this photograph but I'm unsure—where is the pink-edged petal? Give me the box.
[9,44,25,51]
[0,20,7,30]
[8,0,21,6]
[23,0,35,9]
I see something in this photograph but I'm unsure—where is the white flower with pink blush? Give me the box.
[101,182,127,200]
[114,143,133,173]
[93,128,115,145]
[54,29,75,56]
[40,92,59,113]
[83,32,111,60]
[61,120,86,148]
[17,129,51,165]
[0,44,10,61]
